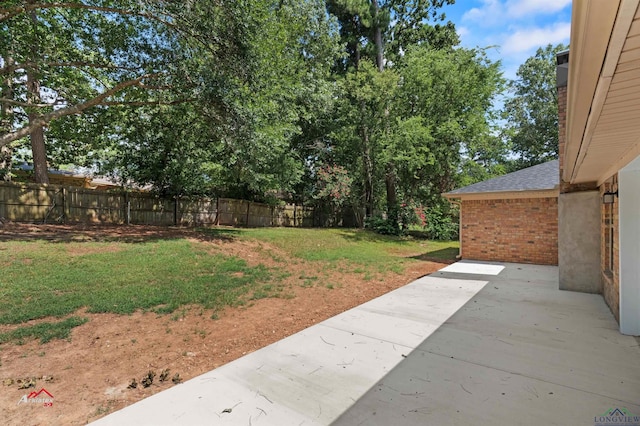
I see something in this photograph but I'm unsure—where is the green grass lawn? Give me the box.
[0,227,458,344]
[205,227,457,259]
[226,227,458,270]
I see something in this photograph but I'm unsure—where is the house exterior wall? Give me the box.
[558,84,567,187]
[557,53,602,294]
[600,175,620,322]
[618,157,640,335]
[461,198,558,265]
[558,191,602,293]
[557,85,597,194]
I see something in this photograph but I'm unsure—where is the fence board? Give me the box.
[67,187,125,223]
[218,198,249,226]
[177,198,217,225]
[0,182,321,228]
[0,182,63,222]
[128,193,174,225]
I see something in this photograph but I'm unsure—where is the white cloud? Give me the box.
[501,22,570,54]
[453,0,571,82]
[463,0,572,24]
[462,0,502,25]
[457,26,470,39]
[506,0,572,18]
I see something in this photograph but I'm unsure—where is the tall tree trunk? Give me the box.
[372,0,384,72]
[27,2,49,184]
[360,117,374,219]
[1,55,14,181]
[0,146,11,181]
[27,73,48,184]
[385,162,398,224]
[371,0,397,222]
[351,15,361,71]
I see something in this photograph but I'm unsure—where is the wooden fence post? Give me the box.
[246,201,251,227]
[62,187,69,223]
[124,191,130,225]
[173,196,178,226]
[215,198,220,225]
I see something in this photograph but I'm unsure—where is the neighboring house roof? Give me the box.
[444,160,559,199]
[13,162,146,190]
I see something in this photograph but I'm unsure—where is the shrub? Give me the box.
[365,201,459,240]
[365,216,403,236]
[424,204,459,241]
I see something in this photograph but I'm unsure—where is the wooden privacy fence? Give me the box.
[0,181,314,227]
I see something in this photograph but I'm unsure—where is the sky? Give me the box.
[440,0,572,80]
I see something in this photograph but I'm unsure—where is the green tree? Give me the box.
[0,1,248,183]
[325,0,458,224]
[392,46,503,200]
[503,43,568,169]
[324,46,502,234]
[327,0,458,71]
[1,0,341,197]
[97,0,341,199]
[329,61,397,221]
[205,0,341,200]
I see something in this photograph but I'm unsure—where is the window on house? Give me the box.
[604,202,612,273]
[608,208,614,273]
[604,179,616,275]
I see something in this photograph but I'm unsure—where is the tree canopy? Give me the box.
[503,43,568,169]
[0,1,562,238]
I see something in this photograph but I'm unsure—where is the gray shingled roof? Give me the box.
[445,160,559,196]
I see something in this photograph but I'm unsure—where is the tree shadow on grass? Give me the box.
[0,222,243,244]
[336,228,414,244]
[410,247,459,263]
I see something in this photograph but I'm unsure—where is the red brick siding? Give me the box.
[461,198,558,265]
[558,72,597,192]
[558,85,566,186]
[600,176,620,322]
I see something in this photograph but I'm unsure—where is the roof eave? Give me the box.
[564,0,640,184]
[443,188,559,201]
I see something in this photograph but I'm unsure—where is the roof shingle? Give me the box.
[445,160,559,196]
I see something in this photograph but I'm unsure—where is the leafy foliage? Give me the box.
[1,0,515,237]
[393,46,504,200]
[1,1,204,180]
[365,215,402,235]
[423,202,458,241]
[315,164,353,208]
[503,43,567,169]
[319,1,503,234]
[326,44,503,234]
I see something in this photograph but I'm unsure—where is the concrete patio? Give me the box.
[92,261,640,426]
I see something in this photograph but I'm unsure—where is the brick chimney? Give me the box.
[556,50,569,192]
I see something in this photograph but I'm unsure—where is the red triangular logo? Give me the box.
[29,388,53,399]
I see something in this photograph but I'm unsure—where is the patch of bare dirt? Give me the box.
[0,223,451,425]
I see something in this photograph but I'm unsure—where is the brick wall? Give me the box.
[600,176,620,322]
[558,85,566,184]
[557,58,591,194]
[558,84,598,194]
[461,198,558,265]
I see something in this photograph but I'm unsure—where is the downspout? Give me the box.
[443,196,462,261]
